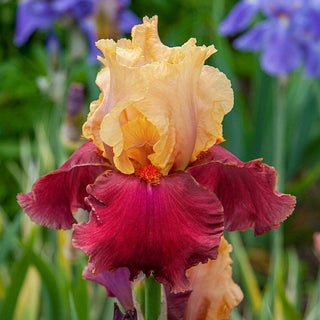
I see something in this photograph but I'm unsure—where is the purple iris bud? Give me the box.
[67,83,86,117]
[46,31,61,69]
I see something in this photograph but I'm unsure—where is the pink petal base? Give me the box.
[73,171,224,292]
[188,145,296,235]
[17,141,111,229]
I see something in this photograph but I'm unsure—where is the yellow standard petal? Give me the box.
[82,16,233,175]
[184,237,243,320]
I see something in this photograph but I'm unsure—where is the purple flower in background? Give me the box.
[14,0,96,45]
[14,0,99,62]
[14,0,140,63]
[219,0,261,36]
[117,0,141,33]
[219,0,320,77]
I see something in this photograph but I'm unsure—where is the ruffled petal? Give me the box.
[218,0,260,36]
[192,65,233,162]
[72,171,224,292]
[83,264,133,311]
[188,145,296,236]
[83,16,232,175]
[17,141,111,230]
[184,237,243,320]
[97,24,218,174]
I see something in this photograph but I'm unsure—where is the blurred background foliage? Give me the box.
[1,0,320,319]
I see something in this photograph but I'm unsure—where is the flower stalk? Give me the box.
[270,76,288,319]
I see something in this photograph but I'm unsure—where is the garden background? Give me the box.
[1,0,320,319]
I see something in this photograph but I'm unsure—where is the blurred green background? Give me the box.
[1,0,320,319]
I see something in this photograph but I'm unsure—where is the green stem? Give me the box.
[144,275,161,320]
[271,76,288,319]
[274,76,287,190]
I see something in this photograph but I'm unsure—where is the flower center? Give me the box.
[137,164,161,184]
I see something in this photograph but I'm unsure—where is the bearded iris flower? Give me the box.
[219,0,320,77]
[17,16,295,298]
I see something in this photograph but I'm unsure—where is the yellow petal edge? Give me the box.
[83,16,233,175]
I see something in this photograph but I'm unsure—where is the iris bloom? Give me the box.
[18,16,295,296]
[14,0,140,63]
[219,0,320,76]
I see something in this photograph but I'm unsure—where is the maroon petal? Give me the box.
[72,171,224,292]
[188,145,296,236]
[17,141,111,230]
[165,287,191,320]
[83,264,133,311]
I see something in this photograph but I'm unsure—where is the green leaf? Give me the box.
[278,286,301,320]
[13,266,41,320]
[229,232,262,315]
[134,280,145,318]
[0,253,30,319]
[69,293,79,320]
[305,272,320,320]
[0,213,21,265]
[286,249,301,310]
[71,260,89,320]
[28,249,65,320]
[145,275,161,320]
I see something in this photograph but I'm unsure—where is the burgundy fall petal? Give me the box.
[72,171,224,292]
[165,287,191,320]
[83,264,133,311]
[188,145,296,236]
[17,141,111,230]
